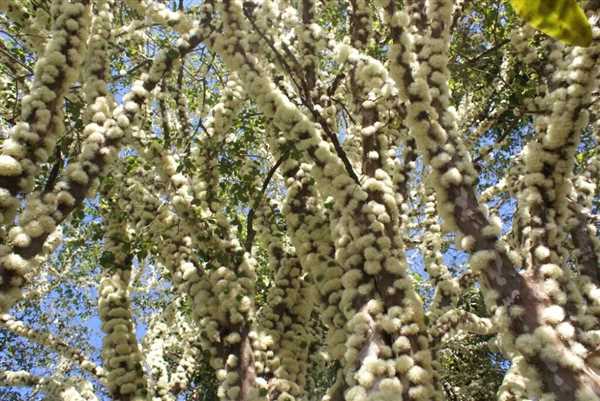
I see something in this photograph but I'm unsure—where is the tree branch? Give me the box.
[245,152,288,252]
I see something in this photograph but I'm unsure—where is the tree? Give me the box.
[0,0,599,400]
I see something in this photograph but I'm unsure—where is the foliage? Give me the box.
[510,0,592,46]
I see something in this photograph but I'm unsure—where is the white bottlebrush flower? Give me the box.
[541,305,565,324]
[534,245,551,261]
[0,155,23,176]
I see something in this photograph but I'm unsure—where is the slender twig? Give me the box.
[111,59,152,81]
[43,148,62,194]
[191,117,210,138]
[242,2,360,184]
[0,45,32,74]
[242,5,306,98]
[463,39,510,66]
[327,71,346,97]
[159,96,172,147]
[331,97,357,125]
[245,152,288,252]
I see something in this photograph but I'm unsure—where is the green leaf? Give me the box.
[510,0,592,47]
[99,251,115,267]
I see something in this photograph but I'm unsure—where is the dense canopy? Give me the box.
[1,1,600,401]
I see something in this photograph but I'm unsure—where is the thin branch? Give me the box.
[327,71,346,97]
[242,5,306,98]
[245,153,288,252]
[241,2,360,184]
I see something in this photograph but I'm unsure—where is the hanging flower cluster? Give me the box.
[254,203,315,401]
[98,196,148,399]
[144,317,175,401]
[0,313,106,380]
[0,0,90,211]
[0,0,92,314]
[123,150,261,401]
[191,74,246,214]
[279,159,347,360]
[420,188,460,321]
[0,370,99,401]
[383,0,600,398]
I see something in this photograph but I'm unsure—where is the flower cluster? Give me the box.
[0,370,98,401]
[382,2,600,398]
[430,309,495,343]
[509,26,600,396]
[215,3,441,399]
[195,256,258,401]
[98,206,148,399]
[0,313,105,380]
[124,0,192,34]
[569,161,600,312]
[124,160,261,401]
[169,330,201,396]
[0,0,92,314]
[420,189,459,321]
[0,0,90,209]
[144,318,175,401]
[191,74,246,214]
[0,1,217,318]
[142,300,202,400]
[349,0,372,50]
[510,24,539,67]
[277,158,347,360]
[253,203,315,401]
[0,0,48,51]
[3,0,600,399]
[496,356,536,401]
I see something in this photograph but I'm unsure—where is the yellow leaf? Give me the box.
[510,0,592,47]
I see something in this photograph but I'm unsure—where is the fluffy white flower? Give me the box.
[0,155,23,176]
